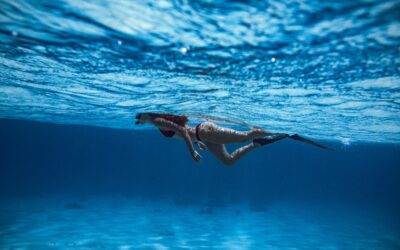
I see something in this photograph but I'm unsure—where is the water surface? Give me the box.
[1,0,400,143]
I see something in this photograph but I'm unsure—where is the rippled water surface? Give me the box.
[0,0,400,143]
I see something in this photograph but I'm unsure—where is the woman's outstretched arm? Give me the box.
[152,118,201,162]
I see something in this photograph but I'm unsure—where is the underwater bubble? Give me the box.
[180,47,188,54]
[340,137,351,146]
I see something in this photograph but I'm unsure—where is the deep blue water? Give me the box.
[1,119,400,248]
[1,0,400,249]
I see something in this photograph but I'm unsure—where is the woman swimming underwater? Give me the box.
[135,113,329,165]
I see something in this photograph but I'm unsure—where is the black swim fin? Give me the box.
[289,134,332,150]
[253,134,289,146]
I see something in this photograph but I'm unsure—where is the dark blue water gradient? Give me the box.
[0,0,399,143]
[1,119,399,207]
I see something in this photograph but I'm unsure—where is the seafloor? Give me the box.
[1,197,399,249]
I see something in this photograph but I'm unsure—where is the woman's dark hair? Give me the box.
[136,112,188,127]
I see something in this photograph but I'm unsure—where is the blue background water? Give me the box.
[1,0,400,248]
[1,119,400,248]
[1,119,400,205]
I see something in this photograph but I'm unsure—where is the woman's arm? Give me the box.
[152,118,201,162]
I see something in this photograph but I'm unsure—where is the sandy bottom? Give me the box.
[1,197,399,249]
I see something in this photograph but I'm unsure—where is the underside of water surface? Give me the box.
[1,0,400,249]
[0,0,399,143]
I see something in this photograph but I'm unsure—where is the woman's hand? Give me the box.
[192,150,202,163]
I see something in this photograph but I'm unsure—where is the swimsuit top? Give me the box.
[159,129,175,138]
[159,122,203,141]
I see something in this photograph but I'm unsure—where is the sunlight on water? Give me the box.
[0,0,399,143]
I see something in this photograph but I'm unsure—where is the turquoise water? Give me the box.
[1,0,400,249]
[2,198,399,249]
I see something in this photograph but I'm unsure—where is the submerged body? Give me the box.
[135,113,327,165]
[170,121,277,165]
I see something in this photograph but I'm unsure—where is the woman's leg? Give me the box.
[205,142,259,166]
[199,122,272,144]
